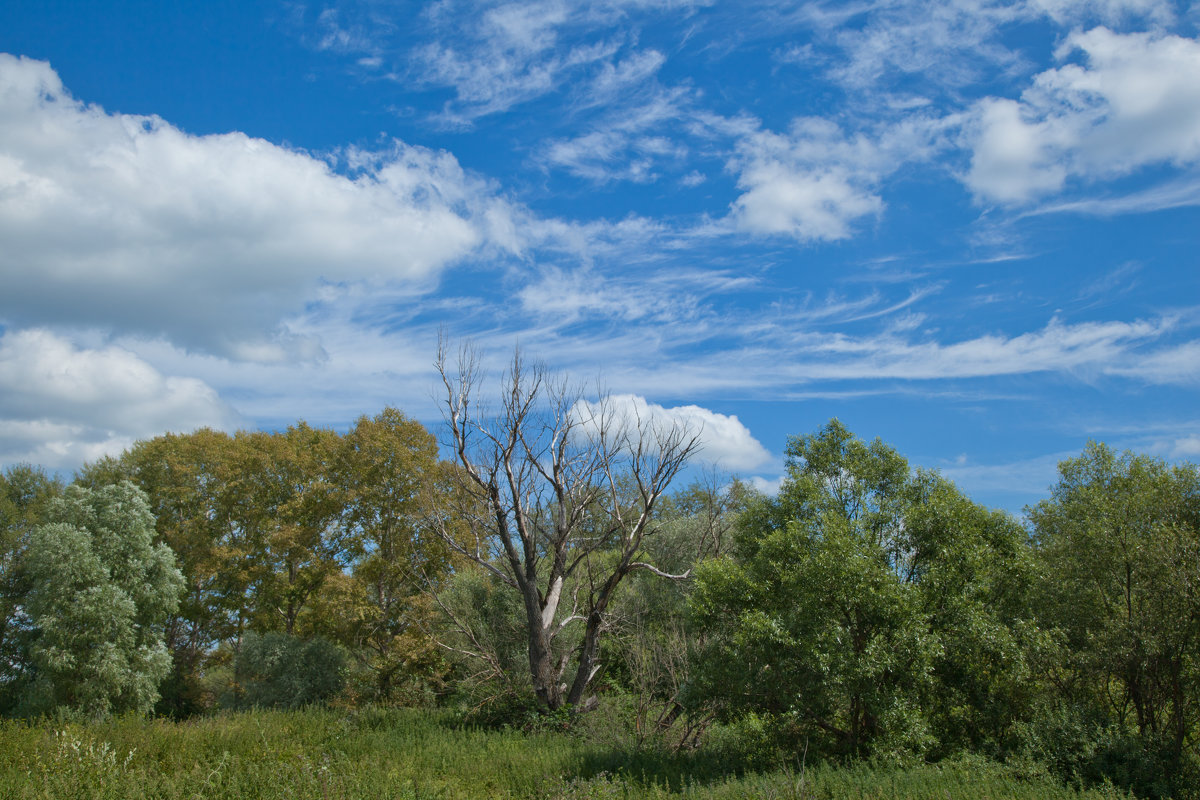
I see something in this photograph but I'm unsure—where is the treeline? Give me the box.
[1,409,454,718]
[1,411,1199,798]
[689,422,1200,799]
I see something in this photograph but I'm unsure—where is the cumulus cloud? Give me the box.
[0,54,503,359]
[572,393,772,472]
[728,120,882,241]
[965,28,1200,204]
[748,475,784,496]
[728,115,949,241]
[732,164,883,241]
[0,329,240,470]
[964,98,1072,203]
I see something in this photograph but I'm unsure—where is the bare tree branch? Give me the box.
[628,562,693,580]
[428,341,702,711]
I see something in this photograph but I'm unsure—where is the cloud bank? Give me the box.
[0,329,239,470]
[0,54,509,361]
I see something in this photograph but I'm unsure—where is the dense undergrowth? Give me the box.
[0,707,1135,800]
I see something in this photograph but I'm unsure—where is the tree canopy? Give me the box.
[7,481,183,717]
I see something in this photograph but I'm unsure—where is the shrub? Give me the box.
[234,632,346,709]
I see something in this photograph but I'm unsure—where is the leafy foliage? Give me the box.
[691,421,938,760]
[10,482,183,717]
[74,410,451,713]
[0,465,63,709]
[7,403,1200,797]
[234,632,346,709]
[691,420,1043,765]
[1028,442,1200,797]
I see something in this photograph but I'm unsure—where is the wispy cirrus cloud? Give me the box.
[410,0,704,125]
[559,310,1198,400]
[1028,172,1200,215]
[537,87,695,184]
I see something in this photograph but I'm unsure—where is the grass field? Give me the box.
[0,707,1135,799]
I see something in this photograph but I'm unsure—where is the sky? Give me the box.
[1,0,1198,514]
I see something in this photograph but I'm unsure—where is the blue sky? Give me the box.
[1,0,1198,513]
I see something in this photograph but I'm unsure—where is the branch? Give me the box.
[629,562,692,580]
[551,614,586,640]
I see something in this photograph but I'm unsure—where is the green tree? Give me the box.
[904,471,1039,757]
[690,421,1041,764]
[690,421,937,761]
[0,465,63,711]
[75,414,451,713]
[1028,442,1200,793]
[78,429,244,716]
[235,631,346,709]
[16,481,183,717]
[232,423,348,636]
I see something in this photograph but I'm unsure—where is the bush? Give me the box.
[234,633,346,709]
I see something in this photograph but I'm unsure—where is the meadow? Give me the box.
[0,707,1134,800]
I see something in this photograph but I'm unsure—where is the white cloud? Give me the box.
[727,115,949,241]
[1029,172,1200,215]
[965,28,1200,204]
[0,329,239,470]
[732,163,884,240]
[585,311,1197,400]
[795,315,1175,380]
[542,130,662,184]
[313,7,390,54]
[415,0,619,122]
[748,474,784,496]
[411,0,705,123]
[964,98,1072,203]
[0,54,500,359]
[1105,340,1200,383]
[573,393,772,472]
[825,0,1027,91]
[588,49,667,99]
[517,266,687,323]
[728,120,882,241]
[1170,436,1200,457]
[1030,0,1176,27]
[537,87,696,184]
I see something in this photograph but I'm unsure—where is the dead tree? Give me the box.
[433,341,702,711]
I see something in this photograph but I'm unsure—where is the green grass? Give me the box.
[0,707,1134,799]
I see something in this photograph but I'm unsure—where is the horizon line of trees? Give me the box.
[2,392,1198,797]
